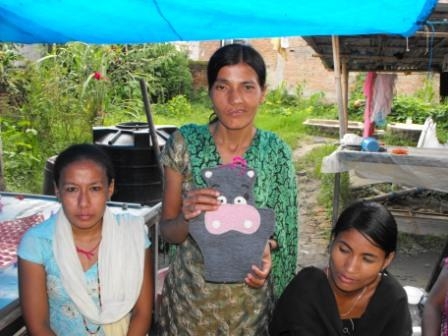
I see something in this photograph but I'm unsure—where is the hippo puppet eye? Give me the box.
[233,196,247,205]
[217,195,227,204]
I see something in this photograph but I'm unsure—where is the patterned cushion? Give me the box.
[0,213,45,268]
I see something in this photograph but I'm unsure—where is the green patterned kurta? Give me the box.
[158,124,298,335]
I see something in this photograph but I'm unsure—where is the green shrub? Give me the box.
[430,103,448,143]
[389,95,433,124]
[155,95,193,116]
[0,43,195,192]
[107,44,193,104]
[1,118,43,193]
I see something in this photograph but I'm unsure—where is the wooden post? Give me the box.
[332,36,347,139]
[331,36,346,225]
[342,61,349,121]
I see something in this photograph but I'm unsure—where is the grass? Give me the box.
[256,107,311,148]
[294,144,336,177]
[147,103,315,150]
[293,143,352,219]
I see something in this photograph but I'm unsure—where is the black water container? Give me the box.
[93,122,177,205]
[43,122,177,206]
[43,155,57,195]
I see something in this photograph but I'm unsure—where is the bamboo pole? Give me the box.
[331,36,346,225]
[332,36,347,138]
[342,61,349,122]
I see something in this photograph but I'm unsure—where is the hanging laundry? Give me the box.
[362,73,397,137]
[372,74,397,126]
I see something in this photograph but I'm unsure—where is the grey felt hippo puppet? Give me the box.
[189,163,275,283]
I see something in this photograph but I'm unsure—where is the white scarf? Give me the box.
[53,207,145,326]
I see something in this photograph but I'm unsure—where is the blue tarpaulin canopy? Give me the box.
[0,0,438,44]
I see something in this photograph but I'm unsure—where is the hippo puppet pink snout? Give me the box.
[204,203,261,235]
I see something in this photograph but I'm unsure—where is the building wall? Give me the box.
[183,37,439,103]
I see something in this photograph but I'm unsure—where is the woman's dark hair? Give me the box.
[53,143,115,187]
[331,201,397,256]
[207,43,266,90]
[207,43,266,123]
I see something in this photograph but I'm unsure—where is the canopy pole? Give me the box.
[139,78,164,180]
[332,36,347,138]
[342,61,349,121]
[331,35,346,225]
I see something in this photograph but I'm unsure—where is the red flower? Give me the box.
[93,71,102,80]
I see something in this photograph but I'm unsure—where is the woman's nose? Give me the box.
[344,256,360,273]
[78,191,90,207]
[229,88,243,104]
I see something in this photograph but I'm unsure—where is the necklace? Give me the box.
[76,240,101,260]
[326,267,367,318]
[82,265,102,334]
[339,286,367,317]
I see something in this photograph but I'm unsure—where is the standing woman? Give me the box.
[158,43,298,334]
[18,144,153,335]
[270,201,412,336]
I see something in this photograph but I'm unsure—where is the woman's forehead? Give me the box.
[60,159,106,178]
[335,228,385,254]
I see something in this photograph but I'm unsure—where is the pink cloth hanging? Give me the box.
[363,72,376,137]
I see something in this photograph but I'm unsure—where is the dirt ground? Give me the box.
[293,136,447,291]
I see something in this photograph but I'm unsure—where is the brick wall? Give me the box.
[187,38,438,103]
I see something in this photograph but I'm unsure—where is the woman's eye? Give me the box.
[338,246,350,254]
[244,84,255,91]
[65,186,77,193]
[233,196,247,205]
[214,84,226,91]
[217,195,227,204]
[363,256,375,263]
[91,185,102,192]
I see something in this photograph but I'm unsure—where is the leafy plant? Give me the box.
[1,118,43,192]
[389,95,433,124]
[0,42,196,191]
[0,44,21,93]
[155,95,193,116]
[106,44,193,104]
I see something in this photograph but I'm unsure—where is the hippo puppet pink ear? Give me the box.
[190,164,275,283]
